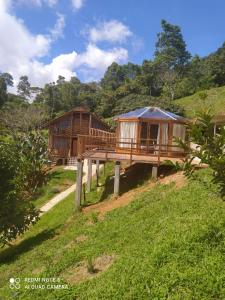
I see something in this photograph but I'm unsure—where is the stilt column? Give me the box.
[86,159,92,192]
[75,159,83,210]
[152,165,158,179]
[114,161,121,197]
[96,160,100,176]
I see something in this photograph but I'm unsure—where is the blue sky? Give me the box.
[1,0,225,88]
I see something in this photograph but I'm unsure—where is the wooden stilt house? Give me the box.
[75,107,188,207]
[48,107,112,162]
[77,107,188,164]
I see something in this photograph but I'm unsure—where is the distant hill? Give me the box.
[175,86,225,117]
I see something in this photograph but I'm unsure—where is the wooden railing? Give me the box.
[90,128,115,138]
[77,135,186,163]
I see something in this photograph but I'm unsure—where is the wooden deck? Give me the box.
[82,149,184,165]
[77,134,186,165]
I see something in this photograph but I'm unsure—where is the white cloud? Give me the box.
[71,0,84,10]
[26,52,78,87]
[0,2,129,91]
[89,20,132,44]
[16,0,58,7]
[75,43,128,81]
[76,43,128,71]
[50,13,65,41]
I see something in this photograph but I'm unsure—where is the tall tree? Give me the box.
[155,19,191,70]
[154,20,191,101]
[17,75,31,100]
[0,72,13,107]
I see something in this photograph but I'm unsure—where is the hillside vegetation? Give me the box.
[1,168,225,299]
[175,85,225,117]
[2,20,225,124]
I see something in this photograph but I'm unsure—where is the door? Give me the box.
[71,138,77,156]
[140,123,159,153]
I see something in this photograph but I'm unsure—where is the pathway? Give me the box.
[40,160,98,215]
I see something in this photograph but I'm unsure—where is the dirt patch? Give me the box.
[64,235,88,249]
[75,235,88,243]
[83,171,186,219]
[64,240,75,249]
[63,254,116,284]
[160,171,186,188]
[32,266,45,275]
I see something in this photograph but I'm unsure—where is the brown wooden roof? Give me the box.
[47,106,110,129]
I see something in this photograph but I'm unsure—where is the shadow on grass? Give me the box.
[100,163,174,201]
[83,163,176,207]
[0,228,57,264]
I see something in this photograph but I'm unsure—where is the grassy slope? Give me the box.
[1,168,225,299]
[34,166,76,208]
[175,85,225,117]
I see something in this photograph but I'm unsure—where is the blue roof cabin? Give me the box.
[114,106,187,159]
[77,106,187,164]
[75,106,188,206]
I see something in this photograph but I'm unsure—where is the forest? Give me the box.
[1,19,225,127]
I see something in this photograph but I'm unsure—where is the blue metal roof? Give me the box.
[116,107,185,121]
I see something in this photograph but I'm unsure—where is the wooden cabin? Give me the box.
[75,107,188,207]
[115,107,187,158]
[48,107,112,162]
[77,107,188,165]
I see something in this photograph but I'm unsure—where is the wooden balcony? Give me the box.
[77,135,186,165]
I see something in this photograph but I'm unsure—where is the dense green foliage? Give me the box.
[0,132,49,246]
[176,111,225,199]
[1,167,225,299]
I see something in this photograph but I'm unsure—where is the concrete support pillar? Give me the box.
[96,160,100,187]
[86,159,92,193]
[75,159,83,210]
[96,160,100,176]
[114,161,121,197]
[152,165,158,179]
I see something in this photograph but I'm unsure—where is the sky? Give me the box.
[0,0,225,91]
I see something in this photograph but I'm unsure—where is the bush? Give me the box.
[0,131,49,246]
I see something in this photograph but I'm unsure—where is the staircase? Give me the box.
[68,157,77,166]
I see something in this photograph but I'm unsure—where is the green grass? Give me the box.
[1,168,225,299]
[33,166,76,208]
[175,85,225,117]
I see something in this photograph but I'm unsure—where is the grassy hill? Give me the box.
[175,85,225,117]
[1,167,225,299]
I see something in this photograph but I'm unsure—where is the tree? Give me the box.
[17,75,31,100]
[101,62,125,90]
[155,19,191,70]
[0,131,49,246]
[0,104,48,134]
[154,20,191,101]
[174,111,225,199]
[0,72,13,107]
